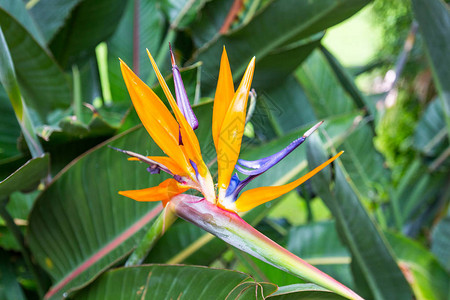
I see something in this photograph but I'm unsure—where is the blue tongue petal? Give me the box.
[236,121,323,176]
[224,121,323,202]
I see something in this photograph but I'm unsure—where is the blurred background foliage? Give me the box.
[0,0,449,299]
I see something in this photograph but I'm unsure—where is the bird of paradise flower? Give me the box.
[114,46,362,300]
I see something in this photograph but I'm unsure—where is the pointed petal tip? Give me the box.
[303,121,324,138]
[169,43,176,66]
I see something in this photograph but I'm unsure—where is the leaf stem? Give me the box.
[72,65,83,123]
[125,207,178,266]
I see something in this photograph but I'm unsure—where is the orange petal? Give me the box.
[120,60,192,176]
[233,151,344,212]
[147,50,216,203]
[118,178,190,206]
[217,57,255,199]
[146,50,204,174]
[213,47,235,150]
[128,156,187,175]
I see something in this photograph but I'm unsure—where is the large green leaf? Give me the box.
[431,212,450,273]
[160,0,210,29]
[75,265,277,299]
[297,49,388,201]
[411,0,450,135]
[0,250,26,300]
[337,123,390,202]
[107,0,165,102]
[251,34,323,91]
[296,50,356,118]
[0,3,72,120]
[28,0,83,43]
[26,103,214,299]
[254,75,316,136]
[385,231,450,300]
[268,283,346,300]
[0,154,49,199]
[306,136,412,299]
[49,0,127,68]
[0,0,46,46]
[414,98,448,157]
[287,222,353,289]
[0,87,21,164]
[196,0,369,95]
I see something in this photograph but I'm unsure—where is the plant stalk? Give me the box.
[169,195,364,300]
[125,207,178,266]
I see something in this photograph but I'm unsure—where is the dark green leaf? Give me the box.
[431,212,450,273]
[0,154,49,199]
[0,0,46,46]
[160,0,209,29]
[75,265,277,300]
[107,0,165,102]
[414,98,448,157]
[338,123,390,201]
[268,283,347,299]
[0,250,26,300]
[252,34,323,90]
[307,136,412,299]
[0,4,72,119]
[49,0,127,68]
[287,221,353,289]
[296,50,356,118]
[411,0,450,135]
[28,0,83,42]
[320,46,375,123]
[196,0,370,95]
[0,87,22,163]
[26,103,214,299]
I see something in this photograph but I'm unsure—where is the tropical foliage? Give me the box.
[0,0,448,299]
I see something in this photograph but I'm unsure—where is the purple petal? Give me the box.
[170,45,199,130]
[225,173,241,197]
[223,121,323,201]
[189,159,199,180]
[236,121,323,176]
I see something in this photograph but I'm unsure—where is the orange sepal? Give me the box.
[118,178,190,207]
[213,47,235,150]
[233,151,344,212]
[119,60,192,176]
[146,50,207,176]
[217,57,255,198]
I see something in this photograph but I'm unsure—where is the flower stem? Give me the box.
[169,195,364,300]
[125,207,178,266]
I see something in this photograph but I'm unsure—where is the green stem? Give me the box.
[95,43,112,105]
[72,65,83,123]
[170,195,364,300]
[125,207,178,266]
[0,201,47,298]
